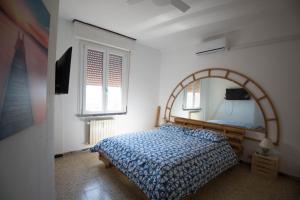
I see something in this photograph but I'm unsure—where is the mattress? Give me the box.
[208,119,263,130]
[91,125,237,200]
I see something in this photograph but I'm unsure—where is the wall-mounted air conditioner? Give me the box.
[196,38,228,55]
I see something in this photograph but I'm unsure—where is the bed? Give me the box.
[91,117,245,200]
[207,119,265,131]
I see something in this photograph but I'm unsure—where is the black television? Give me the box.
[225,88,250,100]
[55,47,72,94]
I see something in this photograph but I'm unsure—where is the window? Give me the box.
[80,41,129,115]
[183,80,201,110]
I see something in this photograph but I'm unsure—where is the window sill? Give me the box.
[76,112,127,119]
[182,108,202,111]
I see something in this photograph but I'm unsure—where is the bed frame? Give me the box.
[98,117,245,200]
[98,151,194,200]
[173,117,245,156]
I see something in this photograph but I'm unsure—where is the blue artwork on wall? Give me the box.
[0,0,50,140]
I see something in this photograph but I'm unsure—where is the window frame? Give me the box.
[182,81,201,111]
[79,40,130,116]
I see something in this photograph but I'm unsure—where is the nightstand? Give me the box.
[251,153,279,178]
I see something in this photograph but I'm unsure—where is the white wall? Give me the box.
[54,19,161,154]
[0,0,58,199]
[158,39,300,177]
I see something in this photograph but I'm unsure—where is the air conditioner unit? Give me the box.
[196,38,228,55]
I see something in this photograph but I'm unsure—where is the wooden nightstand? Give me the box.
[251,153,279,178]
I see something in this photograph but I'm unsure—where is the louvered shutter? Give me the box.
[106,53,123,111]
[194,80,200,108]
[186,83,194,108]
[86,49,103,86]
[185,80,201,109]
[84,48,104,112]
[194,80,200,93]
[108,54,122,88]
[186,82,193,93]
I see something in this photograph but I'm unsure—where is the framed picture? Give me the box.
[0,0,50,140]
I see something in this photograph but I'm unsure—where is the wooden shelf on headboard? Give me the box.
[173,117,245,156]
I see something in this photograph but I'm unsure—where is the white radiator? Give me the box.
[89,119,115,145]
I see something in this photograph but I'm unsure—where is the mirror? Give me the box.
[171,78,265,132]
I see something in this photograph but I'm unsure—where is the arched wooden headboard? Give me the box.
[164,68,280,145]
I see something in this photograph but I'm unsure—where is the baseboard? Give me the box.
[54,148,90,159]
[54,154,64,158]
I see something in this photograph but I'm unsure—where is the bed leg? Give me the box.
[98,153,112,168]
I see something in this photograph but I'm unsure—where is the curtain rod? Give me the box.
[73,19,137,41]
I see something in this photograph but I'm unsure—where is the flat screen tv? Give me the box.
[225,88,250,100]
[55,47,72,94]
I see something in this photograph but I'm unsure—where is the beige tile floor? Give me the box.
[55,151,300,200]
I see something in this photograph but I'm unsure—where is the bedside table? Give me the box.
[251,153,279,178]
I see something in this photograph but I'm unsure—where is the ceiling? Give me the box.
[59,0,300,51]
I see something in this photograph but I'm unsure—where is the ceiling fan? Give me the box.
[127,0,191,13]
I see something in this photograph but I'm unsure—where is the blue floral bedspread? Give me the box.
[91,125,238,200]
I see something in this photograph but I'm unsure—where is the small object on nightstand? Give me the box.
[259,138,274,155]
[251,152,279,178]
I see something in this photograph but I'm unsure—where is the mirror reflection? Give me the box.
[171,78,265,132]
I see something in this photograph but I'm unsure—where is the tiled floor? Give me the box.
[55,151,300,200]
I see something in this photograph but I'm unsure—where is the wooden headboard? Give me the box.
[173,117,245,156]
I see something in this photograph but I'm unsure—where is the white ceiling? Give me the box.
[59,0,300,51]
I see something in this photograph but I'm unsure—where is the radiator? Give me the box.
[89,119,115,145]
